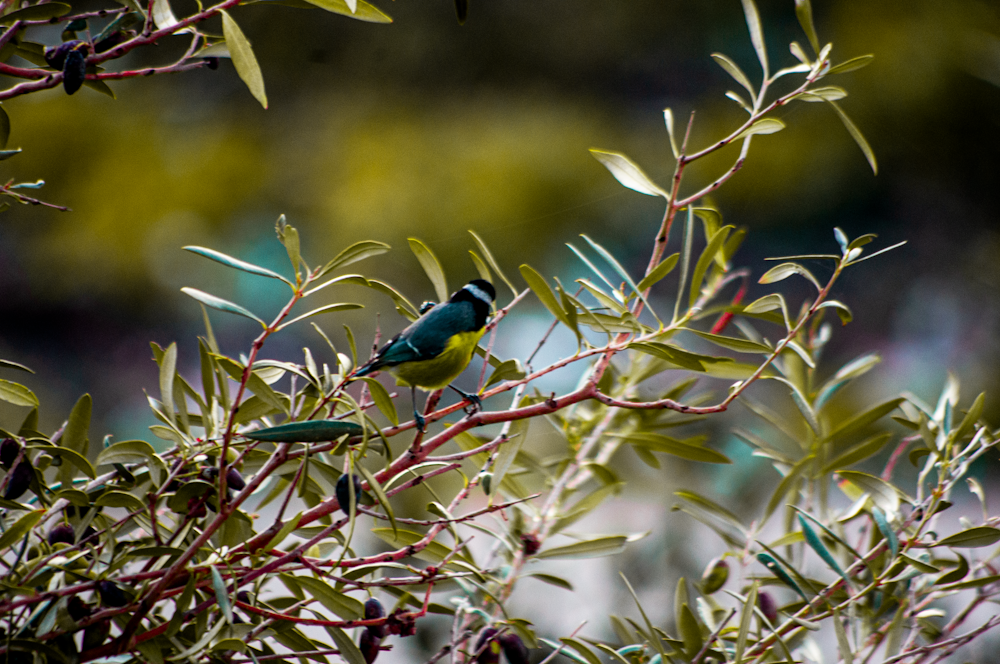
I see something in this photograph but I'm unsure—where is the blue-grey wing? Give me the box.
[360,301,476,370]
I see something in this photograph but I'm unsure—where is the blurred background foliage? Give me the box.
[1,0,1000,652]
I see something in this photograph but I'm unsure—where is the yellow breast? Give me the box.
[389,330,485,390]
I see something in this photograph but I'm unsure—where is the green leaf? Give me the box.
[484,358,526,389]
[159,342,177,425]
[524,572,574,591]
[636,253,680,292]
[711,53,755,98]
[759,262,822,291]
[184,246,290,284]
[820,432,893,474]
[303,0,392,23]
[35,445,96,480]
[689,225,733,308]
[734,118,785,141]
[827,397,904,442]
[520,265,573,330]
[559,638,603,664]
[537,535,627,560]
[687,328,770,354]
[319,240,391,278]
[797,86,849,102]
[837,471,902,514]
[0,510,42,551]
[884,598,908,658]
[814,353,879,410]
[678,604,703,657]
[355,463,397,537]
[181,287,265,326]
[221,10,268,109]
[277,303,363,331]
[674,490,745,532]
[621,433,731,464]
[764,455,811,520]
[798,514,848,582]
[1,2,71,22]
[831,608,854,664]
[94,490,145,510]
[756,552,807,600]
[0,359,30,373]
[469,230,517,298]
[371,528,454,563]
[734,581,757,663]
[326,626,367,664]
[581,235,659,323]
[828,55,874,75]
[827,100,877,175]
[794,0,820,53]
[0,379,38,407]
[408,238,449,304]
[62,393,91,457]
[589,149,668,197]
[934,527,1000,549]
[740,0,768,76]
[358,377,397,426]
[871,507,898,559]
[469,250,492,282]
[493,405,529,498]
[295,576,364,619]
[243,419,362,442]
[211,566,233,624]
[275,215,302,276]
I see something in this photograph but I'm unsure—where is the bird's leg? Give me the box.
[448,384,482,415]
[411,386,426,433]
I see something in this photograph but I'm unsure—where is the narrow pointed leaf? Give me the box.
[520,265,572,330]
[828,55,874,75]
[837,471,902,514]
[581,235,659,322]
[303,0,392,23]
[689,225,733,308]
[794,0,820,53]
[184,246,290,284]
[181,288,265,326]
[319,240,390,277]
[759,262,821,291]
[798,515,848,582]
[688,328,770,354]
[711,53,755,97]
[740,0,768,75]
[820,432,893,474]
[756,552,807,600]
[589,149,668,197]
[408,238,449,303]
[221,11,267,109]
[537,536,627,559]
[277,303,363,331]
[934,527,1000,548]
[355,461,398,537]
[871,506,898,558]
[211,566,233,624]
[243,419,363,442]
[832,608,854,664]
[734,582,758,663]
[0,379,38,408]
[469,230,517,297]
[359,377,398,426]
[637,253,680,292]
[734,118,785,141]
[828,100,877,174]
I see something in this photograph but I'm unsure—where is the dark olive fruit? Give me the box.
[43,39,84,69]
[336,473,363,514]
[203,56,219,70]
[520,533,541,556]
[758,590,778,625]
[226,467,246,491]
[364,597,386,638]
[237,591,251,604]
[94,31,126,53]
[0,437,20,469]
[48,523,76,546]
[4,460,33,501]
[499,634,530,664]
[62,47,86,95]
[187,497,207,518]
[475,628,500,664]
[82,619,111,650]
[67,596,92,623]
[97,580,129,608]
[700,557,729,595]
[200,466,219,482]
[359,628,380,664]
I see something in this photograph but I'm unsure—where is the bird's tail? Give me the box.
[350,359,380,379]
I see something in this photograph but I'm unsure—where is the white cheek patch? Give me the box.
[463,283,493,305]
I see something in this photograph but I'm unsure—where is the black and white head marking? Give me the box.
[463,282,493,305]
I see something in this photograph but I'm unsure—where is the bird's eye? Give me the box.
[419,301,436,315]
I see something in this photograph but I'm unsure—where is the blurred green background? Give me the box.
[1,0,1000,653]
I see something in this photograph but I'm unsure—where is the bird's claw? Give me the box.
[462,392,482,415]
[414,412,427,433]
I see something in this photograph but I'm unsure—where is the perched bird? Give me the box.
[353,279,496,431]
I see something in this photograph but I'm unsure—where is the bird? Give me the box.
[353,279,496,431]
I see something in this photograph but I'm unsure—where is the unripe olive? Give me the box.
[700,557,729,595]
